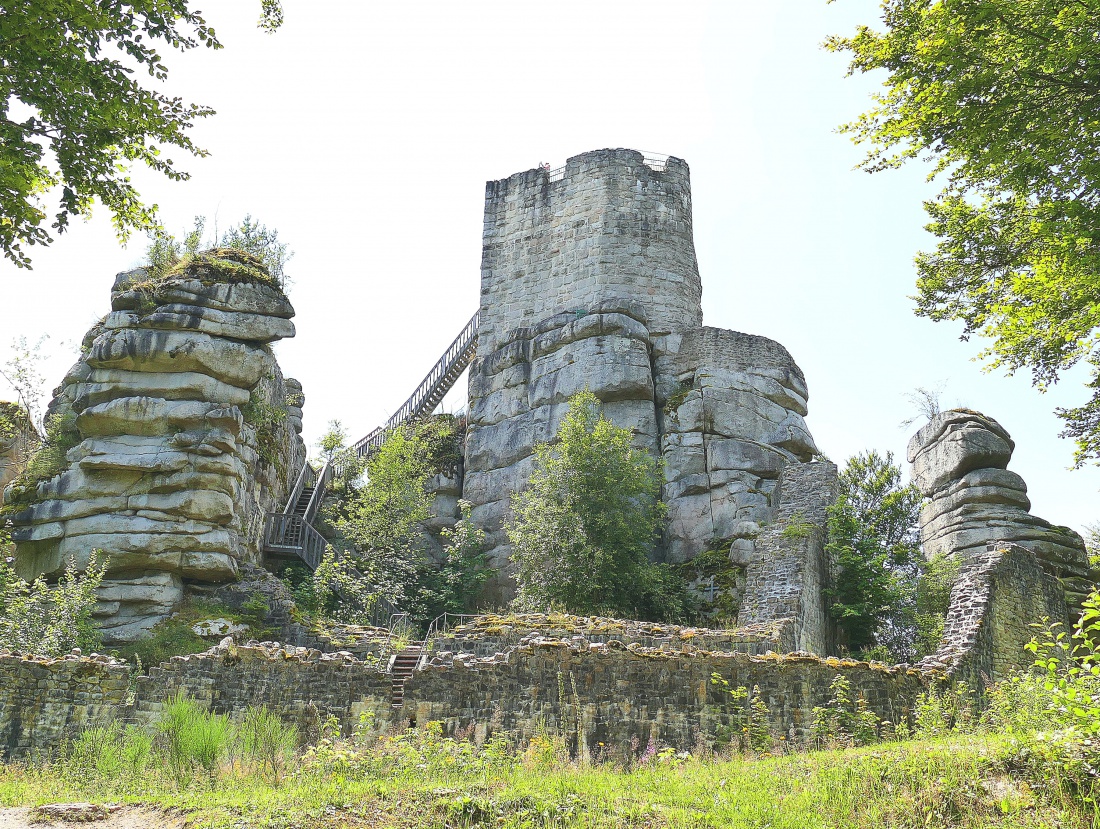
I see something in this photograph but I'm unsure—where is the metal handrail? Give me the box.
[542,151,671,184]
[350,309,480,459]
[416,612,481,668]
[262,513,327,571]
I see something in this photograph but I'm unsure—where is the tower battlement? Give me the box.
[478,148,702,356]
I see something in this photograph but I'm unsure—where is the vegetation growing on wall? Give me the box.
[142,215,293,291]
[2,410,82,510]
[508,390,693,622]
[242,378,289,476]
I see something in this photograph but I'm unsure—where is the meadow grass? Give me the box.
[0,731,1093,828]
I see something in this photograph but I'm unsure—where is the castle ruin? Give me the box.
[1,149,1095,758]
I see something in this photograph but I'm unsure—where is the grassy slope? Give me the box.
[0,735,1092,828]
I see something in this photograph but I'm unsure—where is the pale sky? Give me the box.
[2,1,1097,535]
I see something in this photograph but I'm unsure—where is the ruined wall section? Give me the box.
[1,633,929,759]
[909,410,1092,608]
[7,252,307,642]
[735,462,838,654]
[920,543,1069,685]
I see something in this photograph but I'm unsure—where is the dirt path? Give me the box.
[0,806,187,829]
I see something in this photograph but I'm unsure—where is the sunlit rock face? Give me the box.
[8,251,306,642]
[908,409,1092,609]
[463,149,824,607]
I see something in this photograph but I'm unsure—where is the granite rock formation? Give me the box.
[462,148,828,625]
[908,409,1092,608]
[7,251,307,642]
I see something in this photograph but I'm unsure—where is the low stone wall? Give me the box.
[426,614,790,661]
[407,639,927,755]
[1,634,931,759]
[0,653,129,758]
[130,641,396,739]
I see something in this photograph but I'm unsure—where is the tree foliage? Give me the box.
[826,450,923,656]
[829,0,1100,465]
[0,1,283,268]
[330,425,433,610]
[145,215,294,290]
[0,551,107,656]
[508,390,691,621]
[320,416,484,624]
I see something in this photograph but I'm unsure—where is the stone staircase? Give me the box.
[390,645,422,707]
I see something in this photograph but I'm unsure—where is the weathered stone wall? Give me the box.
[921,542,1070,685]
[0,634,930,759]
[7,252,308,641]
[423,613,791,662]
[908,409,1092,608]
[478,149,702,355]
[0,652,130,758]
[130,640,395,739]
[408,641,927,754]
[736,462,838,655]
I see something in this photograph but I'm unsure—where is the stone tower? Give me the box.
[463,149,833,649]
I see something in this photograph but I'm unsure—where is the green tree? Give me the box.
[330,424,433,609]
[320,416,477,622]
[1085,521,1100,571]
[1,1,283,268]
[826,450,922,656]
[508,390,690,621]
[829,0,1100,465]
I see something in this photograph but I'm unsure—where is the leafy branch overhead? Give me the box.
[830,0,1100,465]
[0,1,284,269]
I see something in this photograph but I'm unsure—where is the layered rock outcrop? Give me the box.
[658,327,818,564]
[464,148,828,626]
[7,251,306,641]
[908,409,1092,608]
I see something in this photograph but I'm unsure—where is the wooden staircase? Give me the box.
[292,485,315,518]
[391,645,423,707]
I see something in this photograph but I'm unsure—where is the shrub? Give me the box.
[157,692,234,788]
[239,705,298,785]
[0,551,106,656]
[508,390,692,621]
[811,674,881,748]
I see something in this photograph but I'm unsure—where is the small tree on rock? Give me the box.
[508,390,691,621]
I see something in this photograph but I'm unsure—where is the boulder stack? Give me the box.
[7,250,307,641]
[908,409,1092,608]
